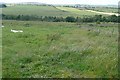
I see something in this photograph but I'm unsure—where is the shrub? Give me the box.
[66,16,76,22]
[96,21,101,24]
[0,4,7,8]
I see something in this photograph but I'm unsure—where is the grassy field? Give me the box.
[2,5,106,17]
[2,20,118,78]
[2,5,73,17]
[2,5,76,17]
[88,7,118,13]
[56,7,100,16]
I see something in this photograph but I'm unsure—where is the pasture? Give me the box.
[2,20,118,78]
[56,7,100,16]
[2,5,105,17]
[88,7,118,13]
[2,5,76,17]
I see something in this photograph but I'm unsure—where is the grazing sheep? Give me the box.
[11,29,23,33]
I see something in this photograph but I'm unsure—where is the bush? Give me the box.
[0,4,7,8]
[66,16,76,22]
[2,14,119,23]
[96,21,101,24]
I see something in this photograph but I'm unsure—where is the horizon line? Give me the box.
[0,2,119,6]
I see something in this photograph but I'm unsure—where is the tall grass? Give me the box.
[2,20,118,78]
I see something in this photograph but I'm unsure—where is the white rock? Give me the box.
[11,29,23,33]
[1,25,4,28]
[2,26,4,27]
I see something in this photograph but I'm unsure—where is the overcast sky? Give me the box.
[1,0,120,5]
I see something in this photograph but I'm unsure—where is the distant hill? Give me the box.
[5,2,51,6]
[2,5,100,17]
[16,2,46,5]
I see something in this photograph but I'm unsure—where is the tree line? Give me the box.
[0,4,7,8]
[1,14,120,23]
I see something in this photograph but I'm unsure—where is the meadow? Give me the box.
[2,5,76,17]
[2,5,104,17]
[2,20,118,78]
[88,7,118,13]
[56,7,99,16]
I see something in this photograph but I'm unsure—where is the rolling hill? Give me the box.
[2,5,104,17]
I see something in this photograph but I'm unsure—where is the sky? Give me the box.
[1,0,120,5]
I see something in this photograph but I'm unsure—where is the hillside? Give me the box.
[2,20,118,78]
[1,3,119,78]
[2,5,75,17]
[2,5,105,17]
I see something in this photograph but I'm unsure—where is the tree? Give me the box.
[0,4,7,8]
[109,15,118,22]
[118,16,120,23]
[93,15,102,22]
[66,16,75,22]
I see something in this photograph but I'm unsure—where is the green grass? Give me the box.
[90,7,118,13]
[2,5,106,17]
[56,7,100,16]
[2,5,75,17]
[2,20,118,78]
